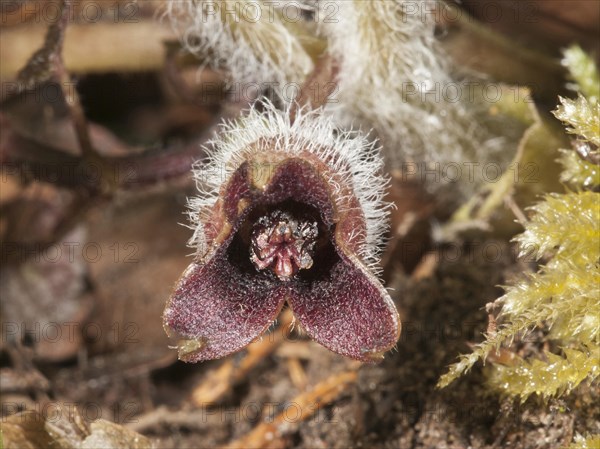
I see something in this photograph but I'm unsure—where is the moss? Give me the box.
[567,434,600,449]
[486,345,599,401]
[558,150,600,189]
[562,45,600,101]
[438,48,599,413]
[554,94,599,146]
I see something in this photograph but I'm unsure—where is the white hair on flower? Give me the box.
[166,0,314,100]
[322,0,506,198]
[187,100,391,269]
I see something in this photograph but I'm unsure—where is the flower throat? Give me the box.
[250,209,319,281]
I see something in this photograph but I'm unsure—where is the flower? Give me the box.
[163,101,400,363]
[166,0,315,102]
[321,0,506,200]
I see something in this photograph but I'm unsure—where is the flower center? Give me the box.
[250,210,319,281]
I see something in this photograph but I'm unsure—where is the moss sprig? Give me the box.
[568,434,600,449]
[487,345,599,401]
[554,94,599,146]
[562,45,600,101]
[438,47,600,407]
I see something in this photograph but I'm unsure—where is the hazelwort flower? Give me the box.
[166,0,315,102]
[163,102,400,363]
[322,0,506,200]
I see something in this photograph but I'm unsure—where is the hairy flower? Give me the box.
[163,102,400,363]
[166,0,315,100]
[321,0,506,199]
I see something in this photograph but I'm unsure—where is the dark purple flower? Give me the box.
[163,103,401,363]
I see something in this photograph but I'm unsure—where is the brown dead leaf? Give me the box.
[0,225,93,362]
[0,406,152,449]
[80,419,153,449]
[0,411,54,449]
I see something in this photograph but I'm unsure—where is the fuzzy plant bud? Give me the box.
[163,101,400,363]
[166,0,315,100]
[321,0,506,200]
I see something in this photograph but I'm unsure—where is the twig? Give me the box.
[13,0,99,173]
[275,341,313,360]
[286,358,308,391]
[51,0,95,160]
[0,367,50,394]
[126,406,214,433]
[0,114,210,193]
[504,195,528,226]
[410,251,439,281]
[222,370,358,449]
[289,54,339,123]
[2,21,174,87]
[16,0,68,90]
[191,310,294,406]
[54,57,95,159]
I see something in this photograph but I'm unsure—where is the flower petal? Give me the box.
[163,248,286,362]
[288,254,400,363]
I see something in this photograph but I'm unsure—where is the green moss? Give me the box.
[567,434,600,449]
[486,345,599,401]
[559,150,600,189]
[554,95,599,146]
[438,173,600,394]
[514,191,599,263]
[562,45,600,101]
[438,48,600,409]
